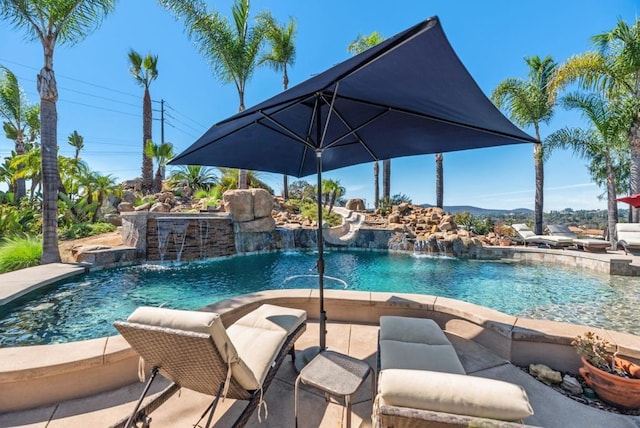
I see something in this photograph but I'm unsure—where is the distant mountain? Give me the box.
[420,204,533,216]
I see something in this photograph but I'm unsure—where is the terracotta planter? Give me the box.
[579,356,640,409]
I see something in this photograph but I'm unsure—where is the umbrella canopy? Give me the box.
[170,16,535,352]
[617,194,640,208]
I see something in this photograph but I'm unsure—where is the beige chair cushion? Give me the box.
[378,369,533,422]
[233,304,306,335]
[127,306,260,390]
[617,223,640,245]
[227,324,287,386]
[379,340,465,374]
[380,316,451,345]
[379,316,465,374]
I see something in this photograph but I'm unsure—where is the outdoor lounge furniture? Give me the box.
[546,224,611,252]
[616,223,640,254]
[511,223,574,249]
[113,304,306,428]
[374,316,534,428]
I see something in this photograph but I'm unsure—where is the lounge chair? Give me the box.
[511,223,574,249]
[374,316,535,428]
[113,304,306,428]
[616,223,640,254]
[546,224,610,252]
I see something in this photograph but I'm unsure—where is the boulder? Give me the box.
[103,213,122,226]
[223,190,254,222]
[149,202,171,213]
[122,190,137,204]
[134,202,151,211]
[388,212,401,224]
[561,375,583,395]
[118,202,134,213]
[397,202,410,214]
[529,364,562,385]
[345,198,365,211]
[252,188,274,218]
[234,216,276,233]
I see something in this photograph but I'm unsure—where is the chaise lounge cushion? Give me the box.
[379,316,465,374]
[127,305,306,391]
[227,304,306,386]
[378,369,534,422]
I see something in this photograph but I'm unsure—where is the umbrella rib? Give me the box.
[337,93,536,143]
[318,92,381,161]
[257,111,314,149]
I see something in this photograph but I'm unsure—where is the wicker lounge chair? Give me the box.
[546,224,610,252]
[511,223,574,249]
[374,316,535,428]
[616,223,640,254]
[113,304,306,428]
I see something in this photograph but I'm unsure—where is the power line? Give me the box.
[164,101,209,130]
[0,58,140,100]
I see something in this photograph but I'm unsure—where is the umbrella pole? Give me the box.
[316,149,327,352]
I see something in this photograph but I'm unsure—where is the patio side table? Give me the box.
[294,350,375,428]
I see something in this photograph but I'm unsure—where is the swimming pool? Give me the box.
[1,250,638,347]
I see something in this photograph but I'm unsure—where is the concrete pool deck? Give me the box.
[2,321,640,427]
[2,247,640,426]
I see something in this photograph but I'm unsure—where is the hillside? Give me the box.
[420,204,533,216]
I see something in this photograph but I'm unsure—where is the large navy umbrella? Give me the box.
[170,16,535,353]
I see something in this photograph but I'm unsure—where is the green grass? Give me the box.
[0,235,42,273]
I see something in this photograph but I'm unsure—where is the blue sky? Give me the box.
[1,0,638,211]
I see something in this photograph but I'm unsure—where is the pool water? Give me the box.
[1,250,639,347]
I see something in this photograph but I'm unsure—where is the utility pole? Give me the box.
[160,99,165,144]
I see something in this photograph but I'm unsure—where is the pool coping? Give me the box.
[2,248,640,412]
[2,288,640,413]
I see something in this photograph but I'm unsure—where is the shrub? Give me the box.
[300,200,342,227]
[60,222,116,240]
[0,235,42,273]
[194,189,208,199]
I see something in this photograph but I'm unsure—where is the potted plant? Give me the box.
[572,331,640,409]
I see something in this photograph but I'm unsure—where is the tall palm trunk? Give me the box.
[382,159,390,200]
[630,118,640,222]
[142,89,153,194]
[373,161,379,208]
[237,98,248,189]
[605,154,618,248]
[282,77,289,199]
[435,153,443,208]
[533,125,544,235]
[14,130,26,201]
[38,43,61,264]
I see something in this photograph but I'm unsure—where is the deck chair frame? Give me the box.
[111,320,306,428]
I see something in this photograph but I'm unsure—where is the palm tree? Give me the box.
[160,0,268,189]
[321,179,345,214]
[217,167,274,194]
[259,12,297,200]
[169,165,219,192]
[492,56,557,235]
[435,153,443,208]
[0,0,116,264]
[67,130,84,160]
[546,92,630,246]
[0,65,39,201]
[128,50,158,195]
[348,31,387,206]
[552,18,640,221]
[10,147,42,200]
[78,171,120,221]
[145,140,174,193]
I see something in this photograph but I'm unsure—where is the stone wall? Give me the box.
[144,214,235,262]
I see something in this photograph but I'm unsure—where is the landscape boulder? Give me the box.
[223,190,255,222]
[345,198,365,211]
[252,189,274,218]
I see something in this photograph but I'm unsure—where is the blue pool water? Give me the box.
[1,250,639,347]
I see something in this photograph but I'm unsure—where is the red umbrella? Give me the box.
[616,194,640,208]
